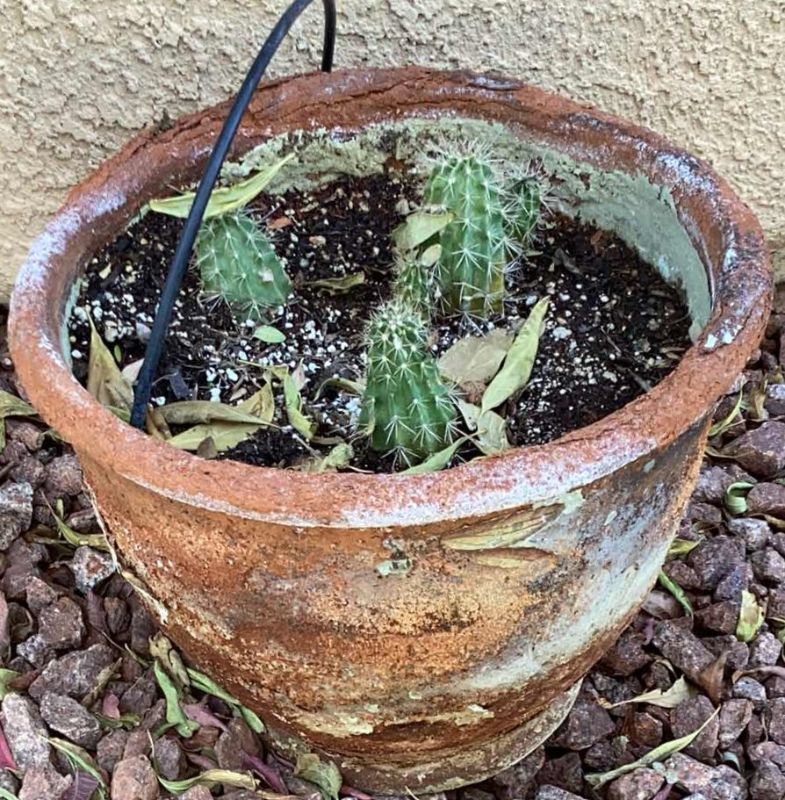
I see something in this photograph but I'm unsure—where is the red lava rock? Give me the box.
[16,633,54,668]
[750,548,785,585]
[728,518,771,551]
[10,456,44,489]
[765,697,785,746]
[719,699,754,748]
[661,751,747,799]
[28,642,116,701]
[68,546,115,594]
[688,501,724,526]
[534,788,585,800]
[686,536,745,591]
[749,763,785,800]
[723,421,785,478]
[490,746,544,799]
[768,589,785,619]
[39,691,101,748]
[653,620,715,682]
[695,601,741,634]
[97,730,130,774]
[714,564,751,603]
[749,631,783,667]
[606,767,664,800]
[599,630,652,676]
[550,698,616,750]
[0,482,33,550]
[2,693,50,769]
[535,752,583,796]
[38,596,85,650]
[105,596,131,635]
[746,483,785,517]
[6,421,45,452]
[693,467,739,504]
[153,734,184,781]
[43,454,83,498]
[110,754,159,800]
[765,384,785,415]
[733,677,768,709]
[629,712,663,748]
[24,576,59,614]
[120,670,157,716]
[767,675,785,698]
[18,764,71,800]
[642,589,682,619]
[670,696,719,761]
[215,717,260,770]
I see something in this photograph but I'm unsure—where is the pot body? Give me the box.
[9,68,771,792]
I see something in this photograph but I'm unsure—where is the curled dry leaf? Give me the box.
[294,753,343,800]
[308,272,365,294]
[599,676,695,709]
[657,571,693,616]
[458,400,511,456]
[399,437,468,476]
[481,297,549,413]
[724,481,754,515]
[438,329,513,388]
[149,154,294,219]
[157,769,257,794]
[736,589,765,643]
[392,210,454,251]
[585,708,719,789]
[299,443,354,473]
[87,318,133,411]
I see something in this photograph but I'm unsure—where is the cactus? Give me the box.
[195,210,291,321]
[508,176,542,245]
[423,154,509,316]
[392,250,436,318]
[360,300,457,466]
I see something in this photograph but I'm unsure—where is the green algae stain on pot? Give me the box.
[228,117,711,340]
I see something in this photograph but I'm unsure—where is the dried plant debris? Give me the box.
[6,288,785,795]
[68,163,690,472]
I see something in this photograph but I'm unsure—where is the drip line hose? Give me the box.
[130,0,337,428]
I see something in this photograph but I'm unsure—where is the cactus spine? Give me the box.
[392,251,435,318]
[424,154,509,316]
[361,300,457,465]
[196,210,291,321]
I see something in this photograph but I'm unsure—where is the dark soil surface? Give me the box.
[68,172,689,471]
[4,288,785,798]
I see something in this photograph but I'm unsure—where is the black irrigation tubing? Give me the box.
[129,0,337,429]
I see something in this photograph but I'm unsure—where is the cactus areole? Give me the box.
[8,69,772,792]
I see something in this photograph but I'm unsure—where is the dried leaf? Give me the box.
[314,376,365,399]
[708,389,743,437]
[280,370,316,440]
[149,154,294,219]
[0,671,18,702]
[159,401,267,426]
[458,401,510,456]
[309,272,365,294]
[49,738,107,800]
[242,752,289,795]
[157,769,256,794]
[49,499,111,553]
[736,589,765,642]
[600,676,695,709]
[724,482,754,515]
[698,651,728,705]
[86,318,132,411]
[668,538,700,558]
[149,633,190,689]
[392,211,454,251]
[0,390,35,421]
[183,702,229,732]
[187,668,265,734]
[657,571,693,616]
[481,297,549,413]
[299,443,353,473]
[61,770,100,800]
[153,660,198,738]
[438,330,513,387]
[399,437,468,475]
[253,325,286,344]
[585,708,719,788]
[294,753,342,800]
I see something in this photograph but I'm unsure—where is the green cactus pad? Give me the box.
[361,300,457,466]
[392,251,436,318]
[424,154,509,316]
[196,210,291,321]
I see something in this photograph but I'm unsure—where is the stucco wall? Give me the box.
[1,0,783,300]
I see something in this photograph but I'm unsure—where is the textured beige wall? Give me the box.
[1,0,783,300]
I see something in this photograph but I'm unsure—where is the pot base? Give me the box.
[265,681,581,794]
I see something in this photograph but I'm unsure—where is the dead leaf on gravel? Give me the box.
[392,210,454,251]
[295,753,343,800]
[657,571,693,616]
[157,768,257,794]
[736,589,765,642]
[309,272,365,294]
[599,676,695,709]
[458,400,511,455]
[299,443,353,473]
[697,651,728,705]
[585,707,719,788]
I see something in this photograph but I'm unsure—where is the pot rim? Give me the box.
[8,67,772,528]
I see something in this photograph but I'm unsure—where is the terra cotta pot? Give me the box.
[9,68,772,792]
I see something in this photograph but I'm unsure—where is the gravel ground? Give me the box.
[1,284,784,800]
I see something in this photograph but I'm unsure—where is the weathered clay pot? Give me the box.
[10,68,771,792]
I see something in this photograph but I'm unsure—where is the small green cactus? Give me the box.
[361,300,457,466]
[424,154,509,316]
[195,210,291,321]
[392,250,435,318]
[508,177,542,245]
